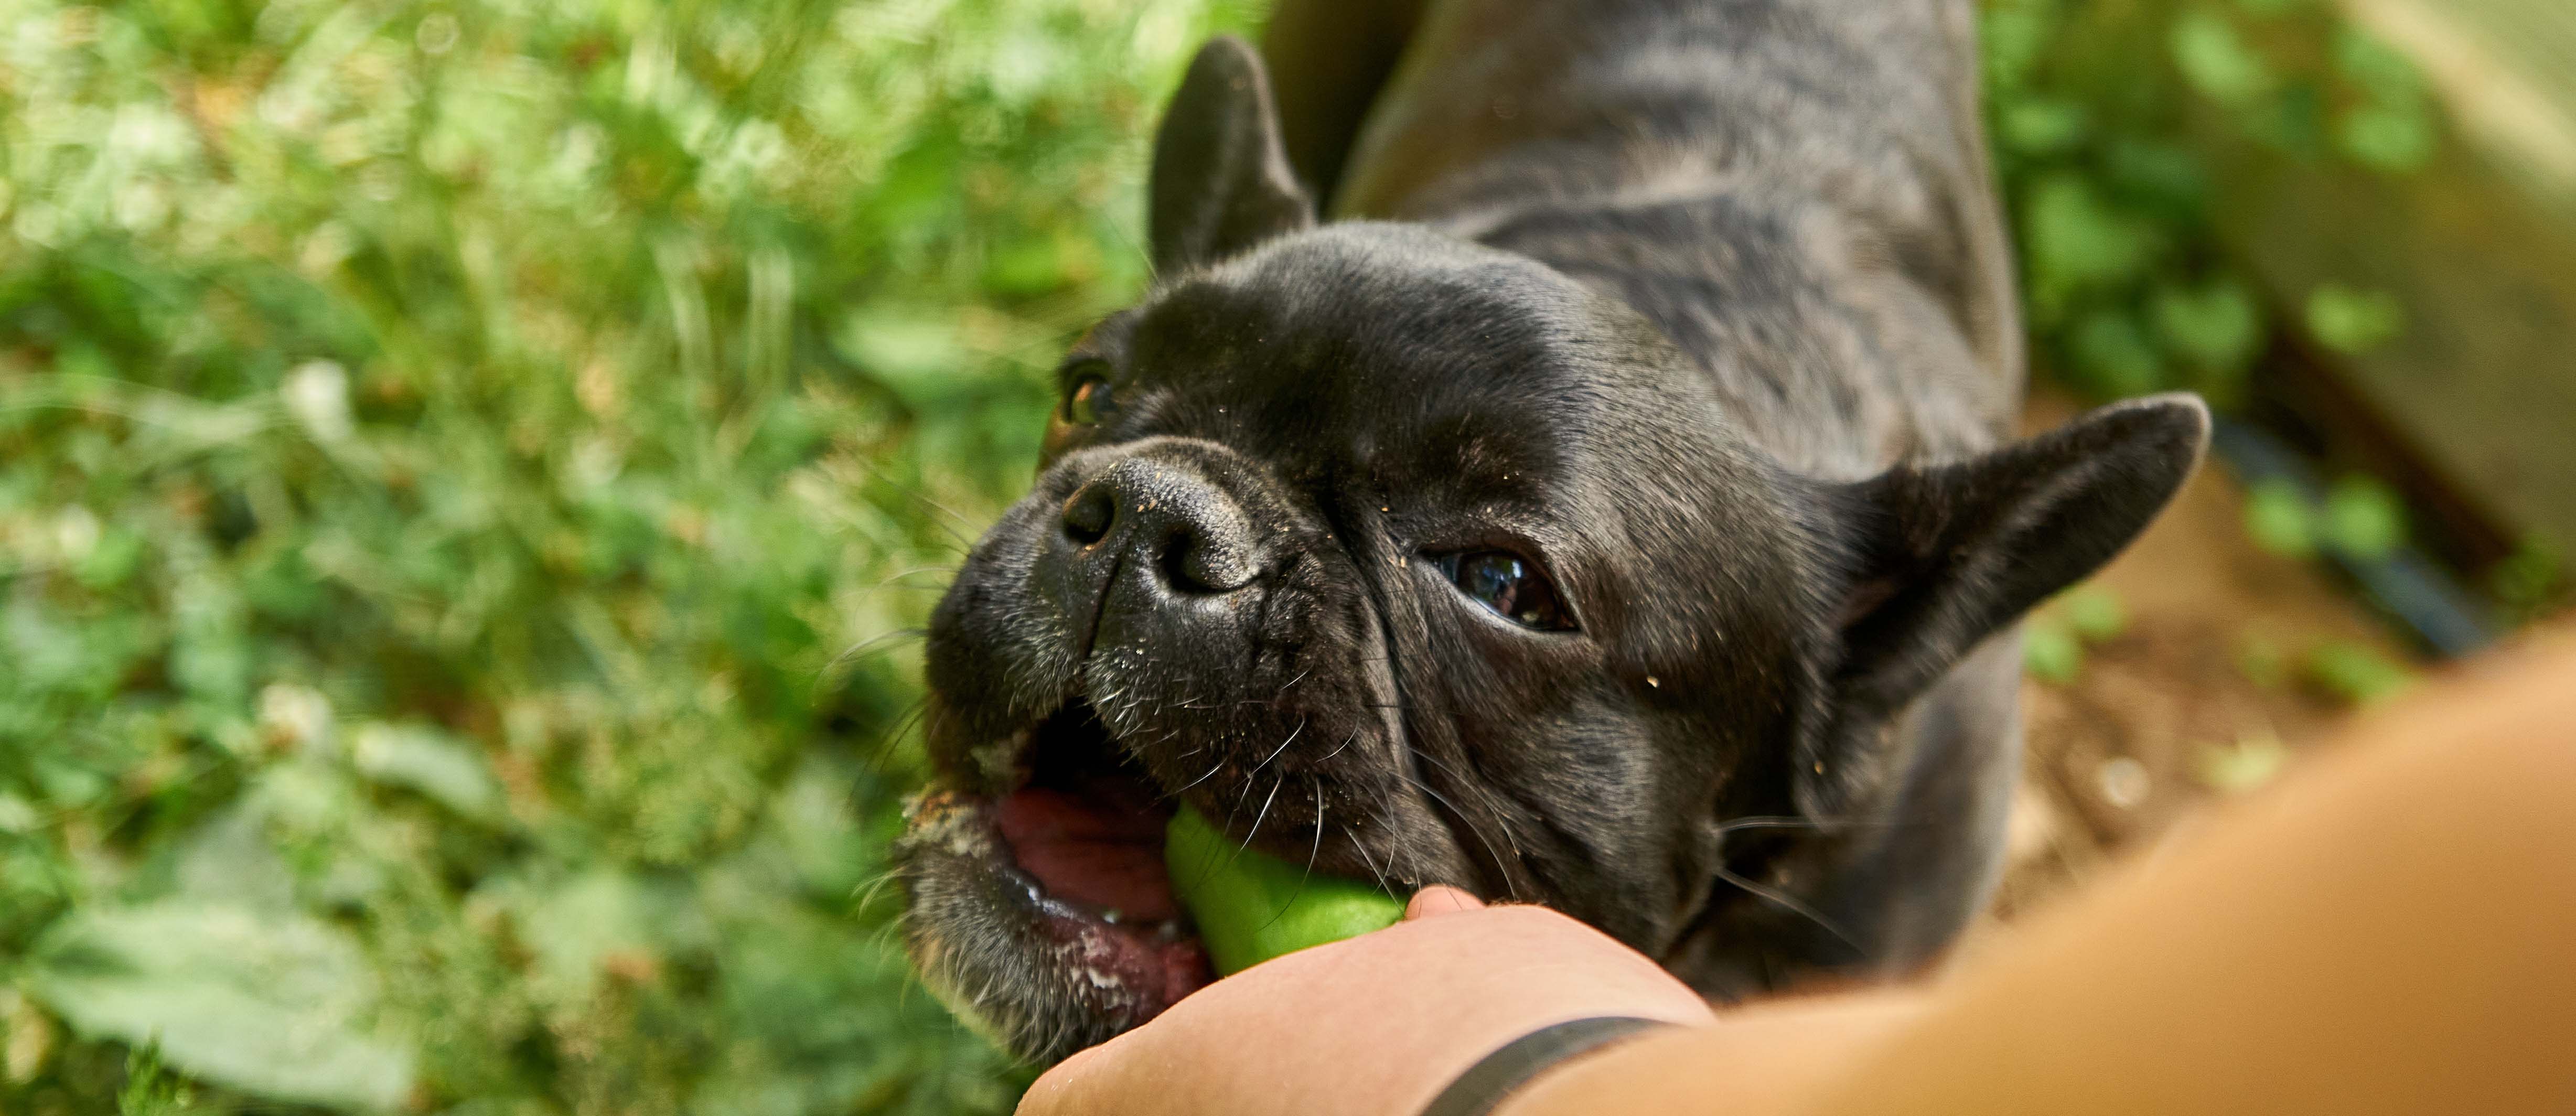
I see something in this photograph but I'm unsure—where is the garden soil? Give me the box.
[1982,391,2423,925]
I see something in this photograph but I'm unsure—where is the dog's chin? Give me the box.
[896,701,1217,1065]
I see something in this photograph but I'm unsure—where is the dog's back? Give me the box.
[1269,0,2019,478]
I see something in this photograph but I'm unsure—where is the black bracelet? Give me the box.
[1419,1016,1675,1116]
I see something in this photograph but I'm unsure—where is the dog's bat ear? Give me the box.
[1149,36,1316,274]
[1797,393,2211,819]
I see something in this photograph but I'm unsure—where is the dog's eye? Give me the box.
[1064,367,1118,425]
[1436,551,1574,631]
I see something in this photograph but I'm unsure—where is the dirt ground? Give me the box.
[1982,392,2424,922]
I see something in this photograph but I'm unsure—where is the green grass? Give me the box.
[0,1,1254,1111]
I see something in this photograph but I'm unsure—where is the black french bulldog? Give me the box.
[898,0,2207,1065]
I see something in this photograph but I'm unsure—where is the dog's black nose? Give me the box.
[1057,458,1259,594]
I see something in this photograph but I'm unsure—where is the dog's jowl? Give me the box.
[897,0,2207,1064]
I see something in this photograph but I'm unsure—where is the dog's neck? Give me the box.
[1329,0,2021,480]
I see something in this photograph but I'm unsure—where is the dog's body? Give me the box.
[899,0,2207,1064]
[1273,0,2028,992]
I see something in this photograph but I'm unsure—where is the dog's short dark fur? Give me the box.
[897,0,2207,1064]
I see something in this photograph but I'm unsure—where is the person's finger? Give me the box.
[1405,885,1486,919]
[1017,1043,1111,1115]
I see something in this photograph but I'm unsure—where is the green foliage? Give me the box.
[117,1040,196,1116]
[2489,537,2573,625]
[2302,639,2414,704]
[2317,476,2407,559]
[28,899,413,1109]
[2304,283,2407,355]
[2241,473,2409,562]
[0,0,1257,1111]
[2022,584,2127,683]
[2244,478,2320,559]
[1983,0,2432,403]
[2194,733,2290,794]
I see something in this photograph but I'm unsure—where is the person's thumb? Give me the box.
[1404,885,1486,919]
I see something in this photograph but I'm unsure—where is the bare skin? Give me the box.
[1019,632,2576,1116]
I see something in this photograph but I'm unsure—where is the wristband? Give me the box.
[1420,1015,1673,1116]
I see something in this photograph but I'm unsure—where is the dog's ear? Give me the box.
[1149,36,1315,274]
[1798,393,2210,818]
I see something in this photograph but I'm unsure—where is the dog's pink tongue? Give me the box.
[995,785,1180,922]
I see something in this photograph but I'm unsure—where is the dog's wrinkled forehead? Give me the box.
[1080,222,1810,652]
[1114,228,1757,508]
[1131,224,1651,450]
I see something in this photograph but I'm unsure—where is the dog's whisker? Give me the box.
[1713,864,1861,954]
[1271,666,1313,701]
[1242,776,1285,853]
[824,626,927,675]
[1344,819,1391,892]
[1397,769,1520,900]
[851,867,904,915]
[863,697,932,778]
[1253,780,1330,938]
[1317,728,1361,764]
[1247,716,1307,777]
[1412,748,1528,860]
[1171,754,1230,795]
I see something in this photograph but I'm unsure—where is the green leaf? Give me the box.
[1980,6,2057,92]
[2000,99,2088,155]
[2061,586,2130,643]
[2336,104,2435,172]
[118,1039,192,1116]
[350,723,506,824]
[2171,9,2274,106]
[2320,476,2407,559]
[496,870,713,1010]
[2023,618,2085,683]
[2305,285,2406,355]
[2152,280,2263,374]
[2071,309,2165,397]
[981,232,1073,296]
[833,307,972,410]
[2304,641,2414,705]
[2196,734,2291,793]
[2243,479,2319,560]
[25,903,415,1112]
[73,528,146,591]
[2333,28,2424,102]
[2023,177,2156,308]
[2488,537,2571,620]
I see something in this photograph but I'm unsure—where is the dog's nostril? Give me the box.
[1062,485,1114,545]
[1157,516,1258,593]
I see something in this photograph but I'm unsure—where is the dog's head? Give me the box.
[896,38,2206,1064]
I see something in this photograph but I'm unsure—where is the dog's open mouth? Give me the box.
[897,700,1216,1061]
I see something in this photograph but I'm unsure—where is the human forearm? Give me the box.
[1507,636,2576,1116]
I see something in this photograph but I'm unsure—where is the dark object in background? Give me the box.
[898,0,2207,1065]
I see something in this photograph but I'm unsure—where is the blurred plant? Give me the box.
[2488,537,2572,625]
[2194,732,2291,794]
[1983,0,2430,404]
[116,1040,193,1116]
[2023,584,2127,683]
[2240,473,2408,561]
[0,0,1258,1111]
[2302,638,2414,704]
[2304,284,2408,355]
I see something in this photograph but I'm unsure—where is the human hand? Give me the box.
[1017,886,1714,1116]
